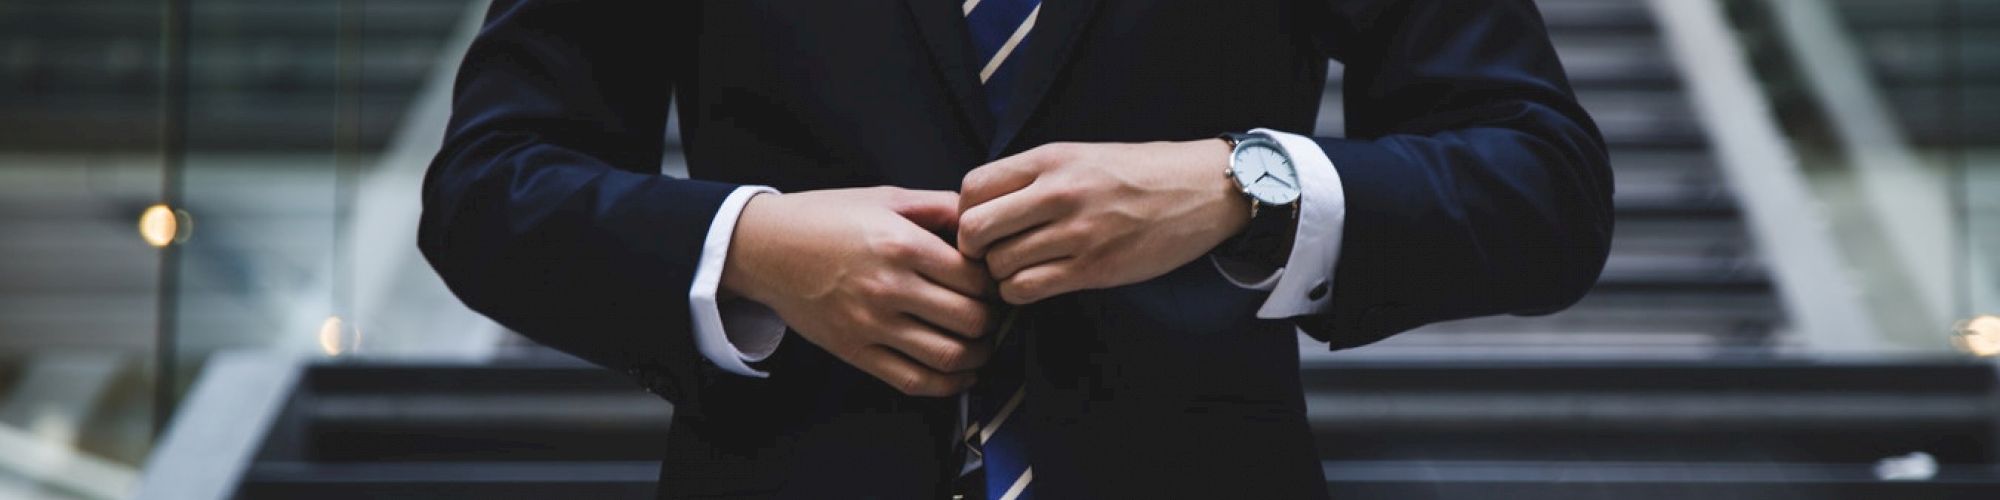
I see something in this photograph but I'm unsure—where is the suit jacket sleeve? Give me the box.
[418,0,732,408]
[1292,0,1615,349]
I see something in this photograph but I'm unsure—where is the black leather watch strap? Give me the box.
[1218,199,1296,267]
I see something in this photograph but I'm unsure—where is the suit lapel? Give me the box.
[986,0,1103,160]
[903,0,996,149]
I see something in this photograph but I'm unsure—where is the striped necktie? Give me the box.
[965,0,1042,117]
[964,309,1029,500]
[961,3,1041,499]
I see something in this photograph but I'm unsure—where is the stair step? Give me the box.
[239,461,656,500]
[1323,459,2000,499]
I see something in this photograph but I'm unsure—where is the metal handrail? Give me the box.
[132,351,303,500]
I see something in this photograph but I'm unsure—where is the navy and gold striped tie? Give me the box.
[961,2,1041,498]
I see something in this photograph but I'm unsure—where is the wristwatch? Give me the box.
[1217,132,1302,267]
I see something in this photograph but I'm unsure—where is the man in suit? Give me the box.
[419,0,1610,498]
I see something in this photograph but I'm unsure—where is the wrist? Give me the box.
[720,191,782,304]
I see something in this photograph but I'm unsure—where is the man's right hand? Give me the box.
[721,187,994,397]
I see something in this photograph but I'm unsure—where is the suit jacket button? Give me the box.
[1307,281,1330,301]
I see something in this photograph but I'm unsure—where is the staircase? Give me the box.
[154,358,2000,500]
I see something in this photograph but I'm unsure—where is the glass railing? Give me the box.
[164,0,497,388]
[1720,0,1997,353]
[0,1,168,498]
[163,0,674,399]
[0,1,488,498]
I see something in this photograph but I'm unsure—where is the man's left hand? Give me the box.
[957,140,1252,305]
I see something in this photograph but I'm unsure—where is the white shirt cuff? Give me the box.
[1209,129,1345,319]
[688,185,787,378]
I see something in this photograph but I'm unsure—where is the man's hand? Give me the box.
[722,187,994,396]
[958,141,1252,305]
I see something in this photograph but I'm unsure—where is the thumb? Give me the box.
[889,189,962,232]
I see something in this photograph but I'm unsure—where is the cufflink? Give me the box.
[1307,281,1330,301]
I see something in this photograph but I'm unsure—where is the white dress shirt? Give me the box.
[685,129,1345,377]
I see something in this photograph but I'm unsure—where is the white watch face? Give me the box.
[1231,142,1301,205]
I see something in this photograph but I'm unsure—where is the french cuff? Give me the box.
[1247,128,1345,319]
[689,185,785,378]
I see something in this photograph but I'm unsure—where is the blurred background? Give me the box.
[0,0,1997,498]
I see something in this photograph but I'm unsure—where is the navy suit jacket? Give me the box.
[419,0,1611,497]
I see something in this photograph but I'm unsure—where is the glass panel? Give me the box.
[168,0,496,393]
[0,0,167,497]
[171,0,347,395]
[1816,0,1998,338]
[1943,5,2000,321]
[1720,0,1997,352]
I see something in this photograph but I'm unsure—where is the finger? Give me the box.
[896,279,993,338]
[959,150,1050,212]
[1000,259,1087,305]
[879,318,993,373]
[877,317,991,368]
[985,224,1083,280]
[896,230,993,298]
[889,189,963,232]
[957,183,1068,258]
[851,345,978,397]
[878,315,985,365]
